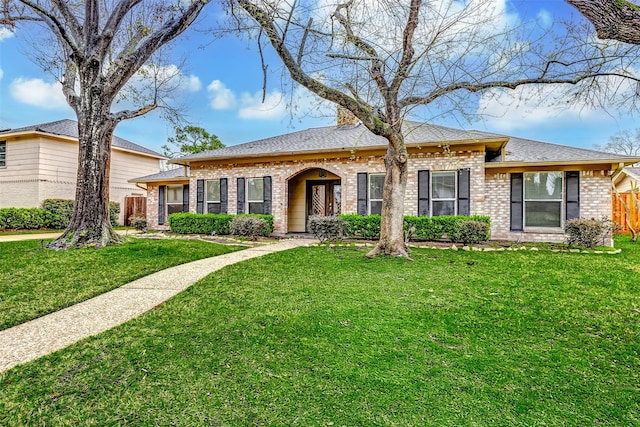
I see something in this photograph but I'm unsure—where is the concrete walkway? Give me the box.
[0,228,138,242]
[0,238,315,372]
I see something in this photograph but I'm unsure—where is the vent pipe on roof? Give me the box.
[337,105,359,126]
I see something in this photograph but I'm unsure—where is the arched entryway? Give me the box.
[287,168,342,232]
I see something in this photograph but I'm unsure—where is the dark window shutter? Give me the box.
[457,168,471,216]
[510,173,524,231]
[237,177,245,214]
[182,184,189,213]
[220,178,228,214]
[566,171,580,220]
[357,172,368,216]
[418,170,430,216]
[196,179,204,214]
[158,185,166,225]
[263,176,272,214]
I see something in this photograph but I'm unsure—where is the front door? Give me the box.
[306,180,341,228]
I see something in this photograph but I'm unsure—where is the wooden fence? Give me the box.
[123,196,147,226]
[612,193,640,234]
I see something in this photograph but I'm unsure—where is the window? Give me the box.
[206,179,221,214]
[166,185,184,215]
[524,172,563,228]
[247,178,264,214]
[0,141,5,167]
[369,174,384,215]
[431,171,457,216]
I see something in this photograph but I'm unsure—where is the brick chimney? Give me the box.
[337,105,359,126]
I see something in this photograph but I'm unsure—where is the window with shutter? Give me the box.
[206,179,222,214]
[369,174,384,215]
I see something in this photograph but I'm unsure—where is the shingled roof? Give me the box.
[129,166,188,183]
[0,119,164,158]
[172,121,637,166]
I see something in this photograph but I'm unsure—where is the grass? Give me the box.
[1,237,639,425]
[0,237,244,330]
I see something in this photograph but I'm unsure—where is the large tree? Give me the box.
[235,0,640,258]
[162,125,225,158]
[1,0,209,249]
[567,0,640,44]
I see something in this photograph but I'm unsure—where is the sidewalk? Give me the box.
[0,238,315,372]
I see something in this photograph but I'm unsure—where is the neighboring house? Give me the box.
[0,119,164,224]
[131,113,640,245]
[612,166,640,234]
[613,166,640,193]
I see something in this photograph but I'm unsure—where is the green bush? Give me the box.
[339,214,381,239]
[168,213,273,236]
[41,199,120,228]
[129,216,148,232]
[565,218,609,249]
[341,214,491,242]
[456,220,490,245]
[0,208,58,230]
[230,216,271,239]
[308,215,345,242]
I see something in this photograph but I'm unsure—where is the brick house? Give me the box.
[0,120,164,224]
[131,116,640,244]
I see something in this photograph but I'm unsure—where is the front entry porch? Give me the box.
[287,168,342,232]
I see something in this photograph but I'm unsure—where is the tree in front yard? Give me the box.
[1,0,209,249]
[235,0,640,258]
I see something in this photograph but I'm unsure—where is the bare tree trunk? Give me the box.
[48,67,120,250]
[366,140,410,258]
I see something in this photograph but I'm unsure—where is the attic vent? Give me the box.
[485,149,502,162]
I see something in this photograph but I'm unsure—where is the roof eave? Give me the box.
[485,158,640,169]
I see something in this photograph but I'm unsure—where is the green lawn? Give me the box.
[1,237,639,426]
[0,238,244,330]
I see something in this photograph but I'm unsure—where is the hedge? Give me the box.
[168,213,274,236]
[0,200,121,231]
[339,214,491,242]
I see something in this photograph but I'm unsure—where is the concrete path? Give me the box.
[0,229,138,242]
[0,238,315,372]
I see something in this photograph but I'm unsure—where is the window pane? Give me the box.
[206,180,220,202]
[369,174,385,200]
[248,202,264,214]
[525,201,561,227]
[524,172,563,200]
[433,200,455,216]
[248,178,264,201]
[168,203,183,214]
[432,172,456,199]
[370,200,382,215]
[333,184,342,214]
[0,141,5,166]
[207,203,221,214]
[167,186,183,204]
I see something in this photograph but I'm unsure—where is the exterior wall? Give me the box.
[0,138,42,208]
[0,136,159,224]
[486,170,613,244]
[146,149,486,232]
[288,169,340,232]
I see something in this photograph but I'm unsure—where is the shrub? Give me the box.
[41,199,74,229]
[308,215,345,242]
[230,216,271,239]
[109,201,120,227]
[41,199,120,228]
[129,216,148,232]
[565,218,609,249]
[0,208,58,230]
[169,213,234,235]
[456,220,490,245]
[339,214,381,239]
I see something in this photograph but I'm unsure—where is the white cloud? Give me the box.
[185,75,202,92]
[9,78,68,109]
[536,10,552,28]
[208,80,237,110]
[0,28,14,42]
[238,90,287,120]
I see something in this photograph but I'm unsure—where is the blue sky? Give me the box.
[0,0,637,154]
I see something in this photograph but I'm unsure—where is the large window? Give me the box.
[524,172,563,227]
[206,179,221,213]
[432,171,456,216]
[247,178,264,214]
[369,174,384,215]
[166,185,184,215]
[0,141,5,167]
